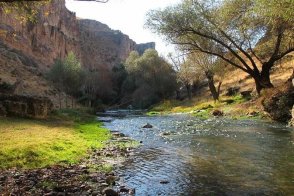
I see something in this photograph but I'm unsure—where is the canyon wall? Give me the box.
[79,19,155,71]
[0,0,80,71]
[0,0,155,110]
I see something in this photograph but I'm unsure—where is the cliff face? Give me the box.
[79,19,155,71]
[0,0,80,71]
[0,0,155,109]
[136,42,156,55]
[79,19,136,70]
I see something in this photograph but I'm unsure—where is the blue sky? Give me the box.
[65,0,181,57]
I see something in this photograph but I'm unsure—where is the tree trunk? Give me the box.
[217,81,222,97]
[186,84,191,100]
[205,71,219,101]
[176,90,180,100]
[59,92,62,109]
[253,63,274,95]
[65,95,68,108]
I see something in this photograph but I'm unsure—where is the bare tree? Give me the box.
[188,53,223,101]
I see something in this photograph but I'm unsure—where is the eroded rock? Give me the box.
[0,94,53,119]
[262,82,294,123]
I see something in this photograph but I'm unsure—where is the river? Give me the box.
[104,114,294,195]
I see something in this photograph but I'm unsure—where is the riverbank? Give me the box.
[0,109,138,195]
[148,94,271,121]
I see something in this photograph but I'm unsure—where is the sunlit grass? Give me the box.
[148,94,266,120]
[0,109,111,169]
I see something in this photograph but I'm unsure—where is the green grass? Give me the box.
[148,94,265,120]
[0,109,111,169]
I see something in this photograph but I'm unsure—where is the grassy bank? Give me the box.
[148,95,270,120]
[0,109,111,169]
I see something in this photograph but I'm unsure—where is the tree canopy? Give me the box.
[146,0,294,94]
[123,49,177,108]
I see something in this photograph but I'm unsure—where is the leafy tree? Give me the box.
[123,49,177,108]
[112,63,128,102]
[146,0,294,94]
[47,52,84,108]
[47,59,65,108]
[63,52,85,107]
[0,0,109,22]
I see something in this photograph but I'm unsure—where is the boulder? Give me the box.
[226,87,240,96]
[103,188,119,196]
[262,82,294,123]
[212,109,224,117]
[240,90,252,98]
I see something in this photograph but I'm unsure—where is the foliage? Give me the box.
[146,0,294,93]
[47,52,84,108]
[0,110,111,169]
[0,1,49,23]
[123,49,177,108]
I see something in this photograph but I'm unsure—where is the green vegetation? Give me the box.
[0,109,111,169]
[47,52,85,109]
[116,49,177,108]
[146,0,294,94]
[148,94,268,120]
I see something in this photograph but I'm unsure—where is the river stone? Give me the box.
[212,109,223,116]
[226,86,240,96]
[103,188,119,196]
[143,123,153,128]
[105,175,117,185]
[160,180,170,184]
[240,90,252,98]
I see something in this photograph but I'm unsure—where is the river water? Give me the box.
[104,114,294,195]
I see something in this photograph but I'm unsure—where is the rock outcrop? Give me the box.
[0,94,53,119]
[262,81,294,123]
[0,0,80,71]
[136,42,156,55]
[79,19,155,70]
[0,0,155,113]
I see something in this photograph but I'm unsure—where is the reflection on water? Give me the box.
[104,114,294,195]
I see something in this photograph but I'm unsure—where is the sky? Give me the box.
[65,0,181,57]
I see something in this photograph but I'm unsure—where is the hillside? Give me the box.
[0,0,155,110]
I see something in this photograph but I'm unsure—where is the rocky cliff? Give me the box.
[79,19,155,71]
[0,0,80,71]
[0,0,155,111]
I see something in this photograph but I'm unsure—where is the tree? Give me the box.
[63,52,84,107]
[47,52,84,108]
[112,63,128,102]
[169,52,198,100]
[47,59,65,108]
[188,53,223,101]
[146,0,294,94]
[123,49,177,108]
[0,0,109,22]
